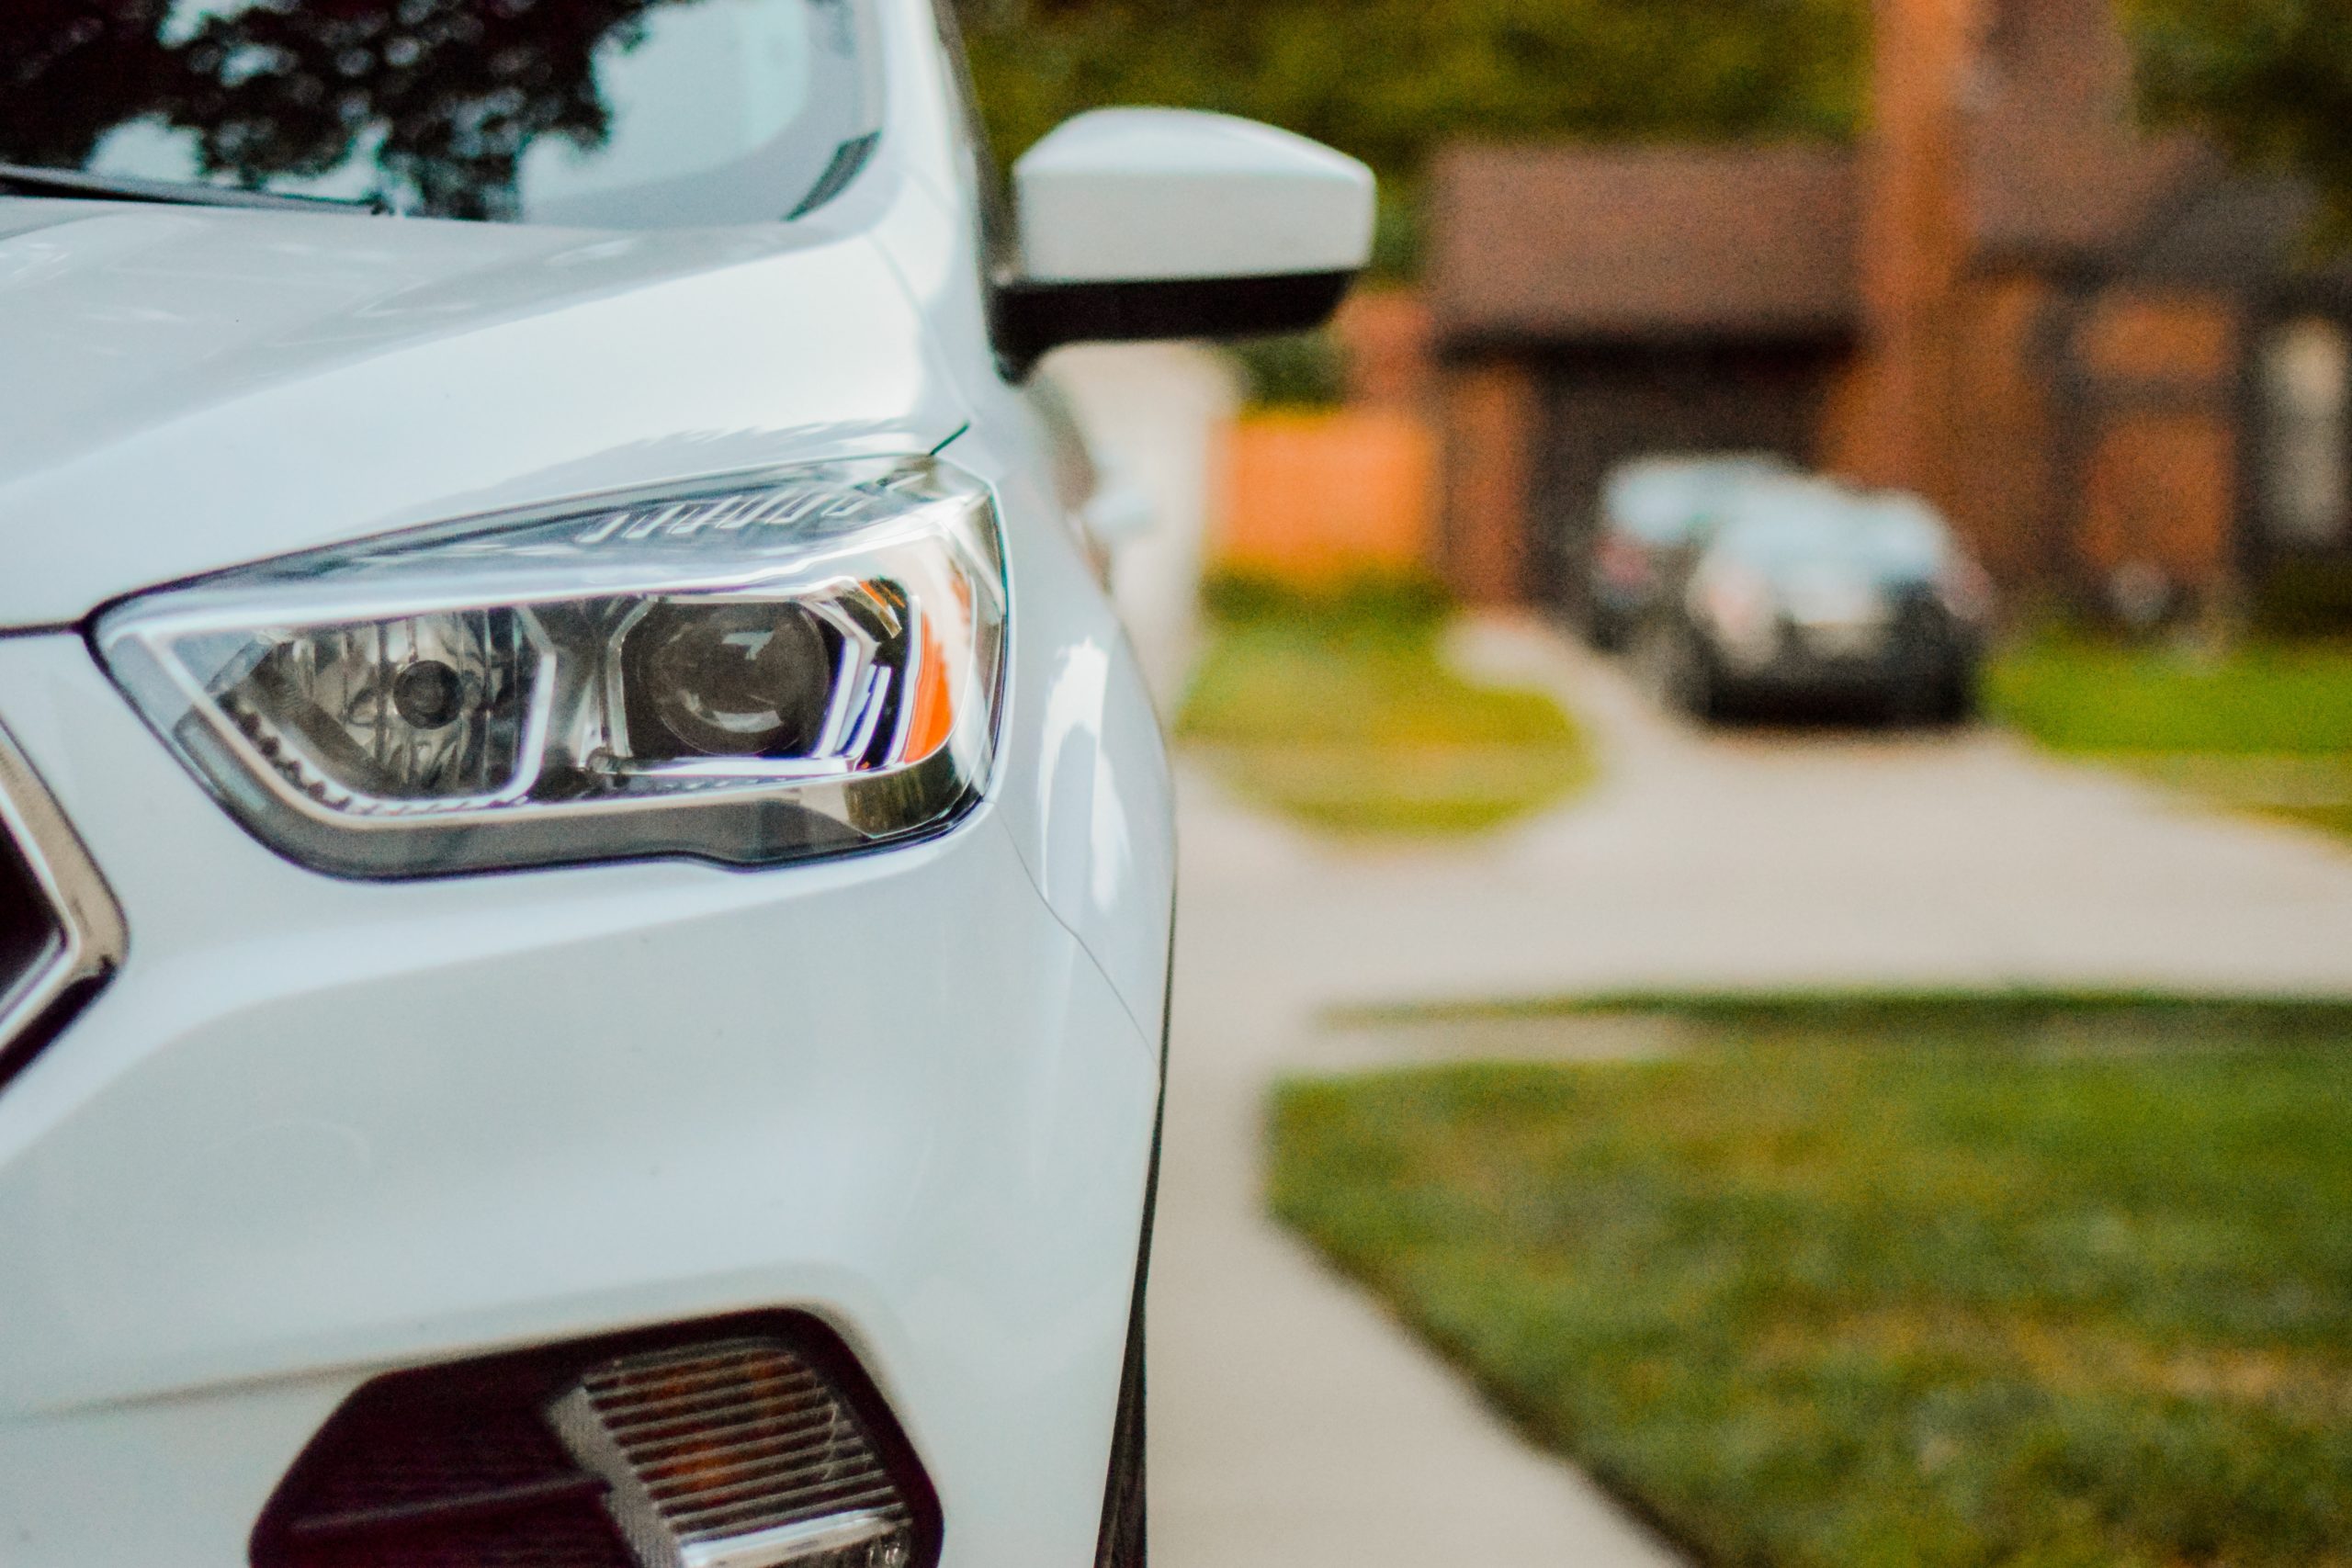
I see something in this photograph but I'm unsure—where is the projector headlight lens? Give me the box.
[97,458,1006,878]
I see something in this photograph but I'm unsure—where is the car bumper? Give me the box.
[1717,619,1976,700]
[0,632,1159,1567]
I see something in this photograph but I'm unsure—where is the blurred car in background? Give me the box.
[1634,477,1994,725]
[1588,453,1794,649]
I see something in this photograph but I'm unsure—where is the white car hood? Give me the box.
[0,198,964,627]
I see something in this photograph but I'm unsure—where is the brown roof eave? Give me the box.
[1425,142,1860,351]
[1431,318,1859,361]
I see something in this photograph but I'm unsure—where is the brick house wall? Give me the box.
[1827,0,2244,606]
[2071,289,2245,591]
[1437,361,1538,604]
[1413,0,2307,620]
[1828,0,1979,504]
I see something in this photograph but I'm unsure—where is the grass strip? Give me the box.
[1989,636,2352,840]
[1177,581,1591,835]
[1271,993,2352,1567]
[1987,637,2352,757]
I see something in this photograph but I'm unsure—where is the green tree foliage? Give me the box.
[169,0,684,219]
[0,2,177,169]
[956,0,1868,188]
[2125,0,2352,237]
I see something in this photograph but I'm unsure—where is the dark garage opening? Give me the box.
[1526,340,1849,626]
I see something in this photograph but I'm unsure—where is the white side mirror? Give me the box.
[997,108,1376,373]
[1016,108,1374,284]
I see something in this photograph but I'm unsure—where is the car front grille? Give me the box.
[0,719,124,1091]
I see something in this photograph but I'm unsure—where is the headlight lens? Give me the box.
[97,458,1007,877]
[1693,563,1781,663]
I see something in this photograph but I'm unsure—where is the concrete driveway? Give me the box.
[1148,619,2352,1568]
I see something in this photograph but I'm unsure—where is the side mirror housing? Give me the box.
[996,109,1375,376]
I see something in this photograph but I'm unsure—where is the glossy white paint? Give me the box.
[1013,109,1376,285]
[0,196,954,628]
[860,22,1181,1035]
[0,0,1368,1560]
[0,635,1159,1568]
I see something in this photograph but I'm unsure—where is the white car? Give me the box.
[1588,454,1792,649]
[0,5,1374,1566]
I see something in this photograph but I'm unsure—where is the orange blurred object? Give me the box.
[1214,409,1435,583]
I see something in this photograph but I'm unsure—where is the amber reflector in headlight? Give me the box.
[250,1314,939,1568]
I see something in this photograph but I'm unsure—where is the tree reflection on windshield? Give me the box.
[0,3,178,171]
[0,0,682,219]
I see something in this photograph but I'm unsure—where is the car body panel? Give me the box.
[0,2,1190,1561]
[867,57,1179,1033]
[0,193,956,628]
[0,633,1158,1567]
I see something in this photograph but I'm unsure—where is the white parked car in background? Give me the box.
[0,4,1373,1566]
[1587,452,1794,649]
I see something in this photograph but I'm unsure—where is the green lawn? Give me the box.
[1988,637,2352,837]
[1177,583,1591,835]
[1271,994,2352,1568]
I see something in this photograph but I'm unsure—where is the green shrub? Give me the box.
[1230,331,1346,412]
[1198,568,1449,630]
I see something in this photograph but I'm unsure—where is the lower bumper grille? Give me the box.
[0,719,124,1091]
[253,1315,939,1568]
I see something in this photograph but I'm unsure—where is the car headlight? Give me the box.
[97,458,1007,878]
[1693,563,1781,666]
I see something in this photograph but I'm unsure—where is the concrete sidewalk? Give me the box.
[1148,620,2352,1568]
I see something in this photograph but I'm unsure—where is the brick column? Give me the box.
[1439,358,1536,605]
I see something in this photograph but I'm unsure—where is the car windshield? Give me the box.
[1717,488,1952,582]
[1605,456,1791,547]
[1849,495,1953,579]
[0,0,879,227]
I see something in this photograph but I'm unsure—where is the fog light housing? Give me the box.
[552,1338,918,1568]
[250,1314,939,1568]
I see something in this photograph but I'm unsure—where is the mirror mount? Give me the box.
[994,271,1355,379]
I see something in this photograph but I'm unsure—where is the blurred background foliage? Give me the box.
[957,0,2352,265]
[950,0,1871,175]
[0,0,680,218]
[1230,331,1348,412]
[951,0,1871,273]
[2125,0,2352,242]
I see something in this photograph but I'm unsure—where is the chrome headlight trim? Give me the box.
[0,719,127,1087]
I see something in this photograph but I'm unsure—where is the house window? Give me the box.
[2263,316,2352,547]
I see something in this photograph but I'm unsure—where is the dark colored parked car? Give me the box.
[1634,479,1993,724]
